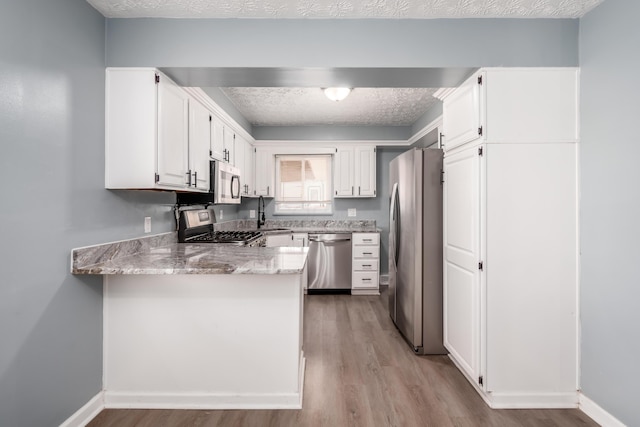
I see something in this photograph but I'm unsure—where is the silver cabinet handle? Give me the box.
[352,186,354,195]
[193,171,197,187]
[359,186,361,196]
[186,170,192,186]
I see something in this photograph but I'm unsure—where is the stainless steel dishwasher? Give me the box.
[307,233,352,291]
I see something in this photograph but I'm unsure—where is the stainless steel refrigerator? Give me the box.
[389,148,446,355]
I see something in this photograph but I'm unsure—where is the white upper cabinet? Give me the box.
[442,71,485,151]
[254,147,274,197]
[240,136,254,197]
[210,115,225,162]
[156,75,190,188]
[483,68,578,143]
[187,98,211,191]
[334,147,354,197]
[334,145,377,198]
[106,68,195,191]
[223,126,235,166]
[355,146,376,197]
[441,68,579,153]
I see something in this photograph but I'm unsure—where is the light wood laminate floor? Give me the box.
[88,291,597,427]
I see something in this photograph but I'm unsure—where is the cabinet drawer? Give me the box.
[353,259,379,272]
[353,233,379,246]
[352,271,379,289]
[353,246,378,259]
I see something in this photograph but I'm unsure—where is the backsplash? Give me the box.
[214,218,377,231]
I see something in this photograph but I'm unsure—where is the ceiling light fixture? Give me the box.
[323,87,352,102]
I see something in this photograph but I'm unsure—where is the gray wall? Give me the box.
[579,1,640,425]
[237,148,406,274]
[0,0,175,425]
[106,18,579,67]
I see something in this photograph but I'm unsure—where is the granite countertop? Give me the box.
[71,233,308,275]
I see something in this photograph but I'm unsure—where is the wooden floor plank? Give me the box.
[88,290,597,427]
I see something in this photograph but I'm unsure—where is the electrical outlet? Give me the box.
[144,217,151,233]
[249,209,256,219]
[348,208,357,217]
[219,209,223,220]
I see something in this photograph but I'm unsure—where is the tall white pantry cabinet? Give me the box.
[438,68,579,409]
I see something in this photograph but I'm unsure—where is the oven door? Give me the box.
[212,161,241,204]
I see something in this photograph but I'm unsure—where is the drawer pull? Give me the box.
[362,278,372,281]
[362,264,372,267]
[362,252,372,255]
[363,239,372,242]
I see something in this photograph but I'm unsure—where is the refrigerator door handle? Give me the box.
[393,184,401,266]
[390,182,400,268]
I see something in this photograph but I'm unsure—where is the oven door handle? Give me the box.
[231,175,241,199]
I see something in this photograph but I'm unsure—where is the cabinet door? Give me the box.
[265,234,293,247]
[223,127,235,166]
[355,146,376,197]
[210,115,225,161]
[334,147,354,197]
[243,139,254,197]
[188,99,211,191]
[157,75,189,188]
[443,145,483,385]
[443,71,484,152]
[235,135,245,191]
[254,147,274,197]
[291,233,308,247]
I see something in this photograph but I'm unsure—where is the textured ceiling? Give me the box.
[220,87,439,126]
[88,0,603,19]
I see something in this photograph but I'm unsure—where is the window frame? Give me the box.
[273,154,334,216]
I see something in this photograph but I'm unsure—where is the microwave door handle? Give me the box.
[231,175,240,199]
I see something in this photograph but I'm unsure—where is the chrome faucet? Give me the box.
[257,196,266,229]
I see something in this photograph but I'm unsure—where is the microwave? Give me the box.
[211,160,241,204]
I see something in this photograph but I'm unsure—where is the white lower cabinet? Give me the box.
[443,142,578,408]
[351,233,380,295]
[265,232,308,248]
[265,233,292,247]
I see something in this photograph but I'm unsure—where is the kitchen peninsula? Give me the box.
[72,233,308,410]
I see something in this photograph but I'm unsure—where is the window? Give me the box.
[274,155,333,215]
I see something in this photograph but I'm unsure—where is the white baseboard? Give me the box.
[59,391,104,427]
[488,391,578,409]
[104,391,303,410]
[579,393,627,427]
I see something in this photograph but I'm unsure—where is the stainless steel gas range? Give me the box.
[178,209,265,247]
